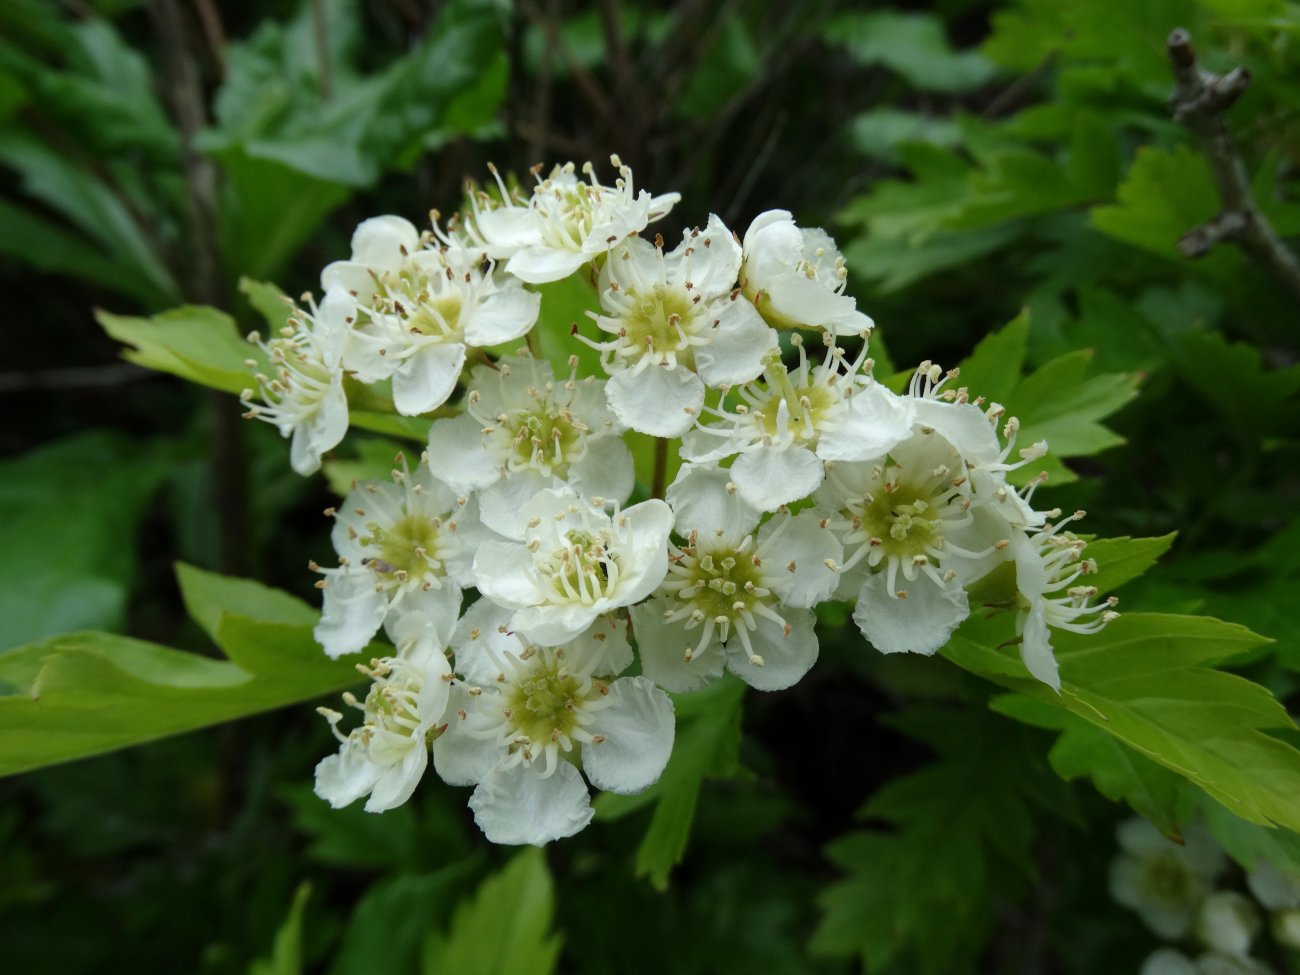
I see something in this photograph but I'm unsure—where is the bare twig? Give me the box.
[0,363,152,394]
[310,0,333,101]
[1166,28,1300,306]
[149,0,250,578]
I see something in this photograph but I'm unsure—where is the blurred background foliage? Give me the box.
[2,0,1300,971]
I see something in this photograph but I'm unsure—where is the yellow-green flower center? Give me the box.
[505,660,591,744]
[621,285,697,362]
[853,482,942,562]
[752,361,836,441]
[360,513,442,581]
[503,405,585,477]
[676,546,768,621]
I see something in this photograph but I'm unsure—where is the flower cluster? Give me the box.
[1111,817,1300,974]
[241,156,1120,846]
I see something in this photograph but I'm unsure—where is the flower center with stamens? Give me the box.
[501,404,585,477]
[752,361,836,441]
[359,513,445,583]
[504,659,592,746]
[545,529,616,602]
[621,286,698,361]
[378,268,465,342]
[670,546,768,622]
[853,483,943,562]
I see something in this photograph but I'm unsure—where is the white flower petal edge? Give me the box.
[582,676,675,794]
[469,761,594,846]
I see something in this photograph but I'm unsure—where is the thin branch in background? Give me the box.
[0,364,152,394]
[191,0,227,79]
[310,0,333,101]
[1166,27,1300,307]
[519,0,617,135]
[148,0,251,579]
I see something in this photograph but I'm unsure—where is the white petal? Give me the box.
[1247,862,1300,911]
[474,206,541,254]
[479,470,554,540]
[451,597,524,684]
[468,761,594,846]
[630,599,726,693]
[1195,891,1259,958]
[583,676,675,794]
[760,511,843,608]
[432,688,507,786]
[726,609,818,691]
[679,425,742,464]
[817,383,916,462]
[350,215,420,271]
[320,260,380,301]
[853,571,969,656]
[386,584,462,652]
[463,287,541,346]
[605,498,674,607]
[695,300,777,387]
[314,746,382,809]
[1140,949,1199,975]
[1019,600,1060,691]
[605,365,704,438]
[567,436,636,507]
[766,273,855,328]
[690,215,743,293]
[665,462,761,539]
[315,569,388,658]
[289,380,348,477]
[912,398,1001,466]
[505,246,589,285]
[510,602,598,646]
[730,445,824,511]
[571,614,634,677]
[392,342,466,416]
[363,742,428,812]
[472,541,542,609]
[425,413,501,493]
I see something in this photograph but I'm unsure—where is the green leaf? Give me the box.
[0,568,366,777]
[991,694,1184,835]
[1090,146,1229,266]
[944,613,1300,832]
[421,849,561,975]
[846,109,962,163]
[97,304,264,396]
[330,862,480,975]
[825,11,999,93]
[176,562,317,642]
[596,677,747,889]
[249,882,311,975]
[954,310,1029,403]
[1084,534,1177,594]
[0,432,170,649]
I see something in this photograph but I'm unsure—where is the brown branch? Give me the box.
[1166,27,1300,306]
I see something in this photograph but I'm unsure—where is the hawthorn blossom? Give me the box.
[462,157,680,284]
[631,464,840,692]
[433,602,673,846]
[1196,891,1261,958]
[472,488,674,645]
[313,458,487,659]
[321,215,539,416]
[241,285,353,476]
[683,332,913,511]
[314,612,452,813]
[1110,817,1227,940]
[425,353,633,538]
[581,215,777,436]
[740,209,874,333]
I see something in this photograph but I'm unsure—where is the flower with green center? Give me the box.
[426,353,634,538]
[631,464,841,692]
[432,601,673,846]
[241,285,352,476]
[313,457,489,659]
[683,332,914,511]
[459,156,680,285]
[1110,817,1226,940]
[472,488,673,645]
[578,214,777,437]
[320,215,539,416]
[314,612,453,813]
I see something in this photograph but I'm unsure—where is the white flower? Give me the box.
[1141,953,1278,975]
[433,602,673,846]
[314,613,452,813]
[580,214,777,436]
[321,215,540,416]
[631,464,840,692]
[1008,511,1118,691]
[814,429,1018,657]
[241,285,352,476]
[683,332,912,511]
[1195,891,1260,957]
[313,457,488,659]
[1110,817,1226,940]
[472,489,674,645]
[425,353,634,538]
[740,210,873,333]
[462,157,680,285]
[1247,861,1300,911]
